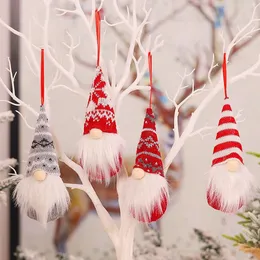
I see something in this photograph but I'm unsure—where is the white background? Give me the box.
[1,0,260,259]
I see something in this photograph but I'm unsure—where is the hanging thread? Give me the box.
[41,49,45,105]
[95,10,101,67]
[148,52,153,108]
[222,53,228,100]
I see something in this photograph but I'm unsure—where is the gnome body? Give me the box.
[77,67,124,184]
[207,100,255,213]
[14,106,70,225]
[121,108,169,223]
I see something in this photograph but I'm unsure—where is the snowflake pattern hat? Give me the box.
[207,53,255,213]
[77,10,124,185]
[14,49,69,226]
[119,53,169,223]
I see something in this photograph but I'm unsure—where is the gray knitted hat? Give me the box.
[26,105,66,222]
[26,105,60,177]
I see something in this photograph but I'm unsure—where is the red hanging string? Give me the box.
[148,52,153,108]
[95,10,101,67]
[41,49,45,106]
[222,53,228,99]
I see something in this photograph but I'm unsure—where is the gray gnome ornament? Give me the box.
[14,49,70,226]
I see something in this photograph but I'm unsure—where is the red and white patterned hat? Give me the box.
[211,99,243,167]
[133,108,164,177]
[83,66,117,135]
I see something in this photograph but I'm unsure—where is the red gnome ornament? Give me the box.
[207,53,255,213]
[77,10,124,184]
[121,53,169,223]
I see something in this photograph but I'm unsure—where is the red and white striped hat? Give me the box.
[212,99,243,166]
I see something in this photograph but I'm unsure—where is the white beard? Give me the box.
[77,133,124,185]
[14,175,70,227]
[207,163,256,213]
[119,173,169,223]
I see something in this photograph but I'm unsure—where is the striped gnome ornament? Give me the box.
[14,50,70,226]
[120,53,169,223]
[207,53,255,213]
[77,10,124,184]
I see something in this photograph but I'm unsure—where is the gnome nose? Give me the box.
[33,170,47,181]
[90,128,103,139]
[132,168,145,180]
[226,160,240,172]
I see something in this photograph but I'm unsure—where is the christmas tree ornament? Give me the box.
[120,52,169,223]
[207,53,255,213]
[14,49,70,226]
[77,10,124,184]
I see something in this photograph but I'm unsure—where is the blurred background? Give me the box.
[1,0,260,259]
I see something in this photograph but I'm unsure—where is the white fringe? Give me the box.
[207,163,256,213]
[77,133,124,185]
[13,175,70,227]
[119,173,169,222]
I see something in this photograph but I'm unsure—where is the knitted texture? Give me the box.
[124,107,168,223]
[26,105,60,177]
[211,99,243,166]
[83,66,117,135]
[134,108,164,176]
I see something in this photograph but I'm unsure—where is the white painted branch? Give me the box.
[226,3,260,56]
[116,85,150,112]
[0,159,17,172]
[43,1,88,99]
[0,17,39,74]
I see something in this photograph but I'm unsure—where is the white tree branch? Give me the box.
[226,3,260,56]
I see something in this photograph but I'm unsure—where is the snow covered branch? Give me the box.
[0,159,17,172]
[0,110,14,123]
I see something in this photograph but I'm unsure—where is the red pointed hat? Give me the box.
[211,99,243,167]
[133,108,164,176]
[83,66,117,135]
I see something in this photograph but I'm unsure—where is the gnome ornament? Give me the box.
[14,50,70,226]
[77,10,124,184]
[207,53,255,213]
[120,53,169,223]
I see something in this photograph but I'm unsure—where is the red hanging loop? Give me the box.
[222,53,228,99]
[148,52,153,108]
[41,49,45,106]
[95,10,101,67]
